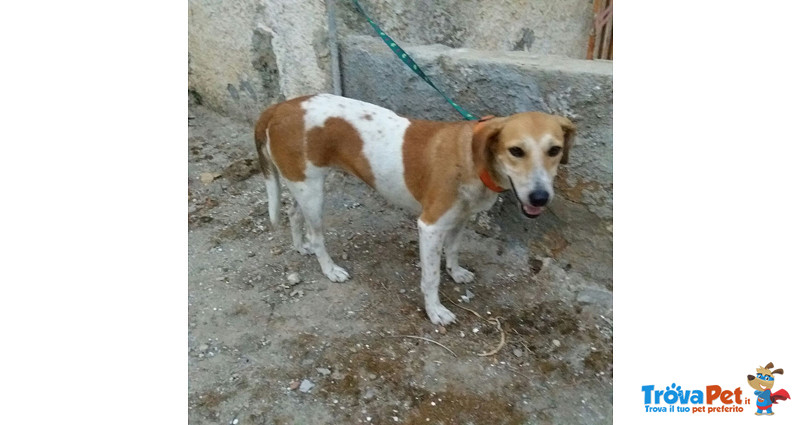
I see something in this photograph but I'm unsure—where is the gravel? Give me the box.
[299,379,314,393]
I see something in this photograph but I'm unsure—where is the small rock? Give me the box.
[299,379,314,393]
[362,387,377,401]
[342,253,349,260]
[399,289,406,294]
[247,252,255,257]
[289,380,300,390]
[200,172,220,184]
[197,344,209,352]
[316,367,331,376]
[552,339,561,348]
[576,288,612,308]
[368,373,377,380]
[331,371,345,380]
[513,349,523,357]
[287,273,301,285]
[270,247,283,255]
[437,326,447,334]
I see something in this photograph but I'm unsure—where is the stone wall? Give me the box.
[337,0,593,58]
[188,1,595,121]
[188,0,333,122]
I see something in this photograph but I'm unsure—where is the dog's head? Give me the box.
[747,362,783,391]
[472,112,575,218]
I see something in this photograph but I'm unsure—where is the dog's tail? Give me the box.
[254,105,281,228]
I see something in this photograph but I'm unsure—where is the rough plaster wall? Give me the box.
[338,0,593,58]
[188,0,593,120]
[188,0,332,122]
[264,1,332,99]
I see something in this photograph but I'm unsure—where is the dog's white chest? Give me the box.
[302,94,421,212]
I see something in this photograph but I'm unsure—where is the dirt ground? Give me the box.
[188,103,613,425]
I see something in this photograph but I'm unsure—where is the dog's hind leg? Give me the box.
[288,199,312,255]
[285,176,350,283]
[444,224,475,283]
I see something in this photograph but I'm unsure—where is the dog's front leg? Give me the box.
[444,224,475,283]
[418,219,457,325]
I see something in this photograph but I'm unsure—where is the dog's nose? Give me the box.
[748,375,755,381]
[529,190,549,207]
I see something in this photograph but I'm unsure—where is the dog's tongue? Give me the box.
[524,205,543,216]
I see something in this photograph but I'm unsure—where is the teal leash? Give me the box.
[350,0,478,120]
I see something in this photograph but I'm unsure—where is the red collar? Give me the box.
[479,169,505,193]
[474,115,505,193]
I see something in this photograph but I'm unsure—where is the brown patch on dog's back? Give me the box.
[403,120,474,224]
[256,95,312,182]
[402,120,441,202]
[307,117,376,187]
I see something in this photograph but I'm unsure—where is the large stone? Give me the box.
[188,0,333,122]
[336,0,594,58]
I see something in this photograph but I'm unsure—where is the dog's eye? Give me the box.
[508,147,525,158]
[547,146,562,157]
[757,374,763,379]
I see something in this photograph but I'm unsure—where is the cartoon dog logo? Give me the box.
[747,362,791,415]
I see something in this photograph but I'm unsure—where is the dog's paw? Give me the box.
[294,242,313,256]
[447,266,475,284]
[324,264,350,282]
[426,303,457,326]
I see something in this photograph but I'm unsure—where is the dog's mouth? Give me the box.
[522,204,544,218]
[510,180,545,218]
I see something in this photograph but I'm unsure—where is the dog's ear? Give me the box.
[472,118,504,172]
[765,362,774,370]
[772,368,784,375]
[555,116,576,164]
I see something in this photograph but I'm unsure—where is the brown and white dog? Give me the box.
[254,94,575,325]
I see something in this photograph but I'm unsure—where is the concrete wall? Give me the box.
[337,0,593,58]
[341,35,612,285]
[188,0,333,122]
[188,0,594,122]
